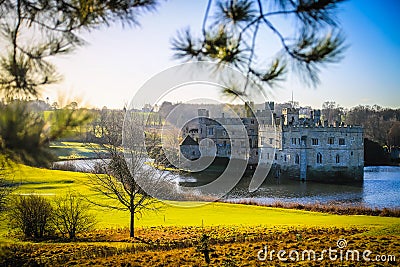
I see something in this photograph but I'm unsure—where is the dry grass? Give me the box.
[1,225,398,266]
[222,199,400,217]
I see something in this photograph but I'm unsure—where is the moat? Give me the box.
[200,166,400,209]
[58,160,400,209]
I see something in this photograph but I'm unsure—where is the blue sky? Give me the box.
[47,0,400,109]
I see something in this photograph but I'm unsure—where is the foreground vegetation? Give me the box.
[3,164,400,230]
[225,199,400,217]
[1,225,399,266]
[0,164,399,266]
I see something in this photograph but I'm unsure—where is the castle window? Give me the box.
[275,153,278,160]
[223,130,227,136]
[328,137,334,145]
[317,152,322,164]
[339,138,345,145]
[312,138,319,146]
[251,119,255,124]
[269,138,273,144]
[336,154,340,163]
[249,138,252,148]
[267,153,270,159]
[291,138,297,145]
[208,127,214,135]
[295,154,300,164]
[284,155,287,162]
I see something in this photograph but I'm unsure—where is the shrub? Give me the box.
[52,192,97,240]
[8,194,53,239]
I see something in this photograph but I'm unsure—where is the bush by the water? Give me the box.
[224,199,400,217]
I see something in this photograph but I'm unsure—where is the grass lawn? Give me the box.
[49,141,106,160]
[4,164,400,230]
[1,165,399,266]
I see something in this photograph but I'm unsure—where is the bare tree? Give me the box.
[87,110,175,238]
[388,122,400,147]
[8,194,53,239]
[345,105,400,146]
[322,101,343,124]
[0,166,12,213]
[52,191,97,240]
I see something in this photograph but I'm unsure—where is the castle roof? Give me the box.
[180,135,199,146]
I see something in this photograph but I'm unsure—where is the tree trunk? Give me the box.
[130,209,135,238]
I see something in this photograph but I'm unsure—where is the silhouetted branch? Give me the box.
[172,0,347,92]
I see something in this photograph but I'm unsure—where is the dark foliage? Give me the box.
[52,192,97,240]
[8,195,54,239]
[0,0,159,99]
[172,0,347,97]
[0,100,91,167]
[364,138,390,166]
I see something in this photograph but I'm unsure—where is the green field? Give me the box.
[4,164,400,230]
[49,141,106,160]
[1,165,399,266]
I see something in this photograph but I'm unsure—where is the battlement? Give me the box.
[179,102,364,182]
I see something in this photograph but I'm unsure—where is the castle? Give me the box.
[180,102,364,183]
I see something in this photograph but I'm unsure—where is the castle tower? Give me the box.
[282,108,299,126]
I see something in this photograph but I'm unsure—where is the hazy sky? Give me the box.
[46,0,400,109]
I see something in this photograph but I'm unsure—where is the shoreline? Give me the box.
[219,199,400,217]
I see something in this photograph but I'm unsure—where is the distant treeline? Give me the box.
[23,99,399,165]
[318,102,399,165]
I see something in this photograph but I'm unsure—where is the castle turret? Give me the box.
[245,101,255,117]
[266,101,274,112]
[311,109,321,126]
[198,109,209,117]
[282,108,299,126]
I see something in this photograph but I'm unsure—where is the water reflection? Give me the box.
[56,159,400,209]
[180,166,400,209]
[362,166,400,208]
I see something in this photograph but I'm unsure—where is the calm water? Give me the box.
[178,166,400,209]
[57,160,400,209]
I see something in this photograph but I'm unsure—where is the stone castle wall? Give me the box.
[258,124,364,182]
[180,105,364,182]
